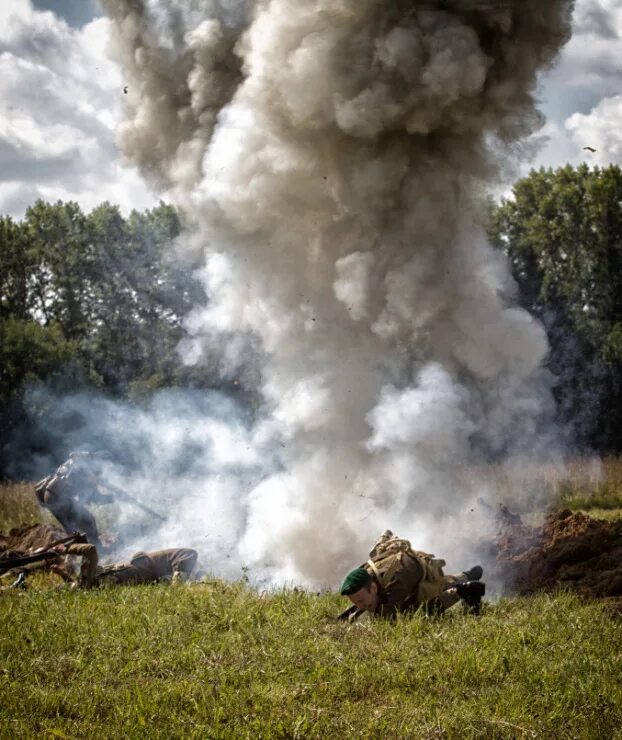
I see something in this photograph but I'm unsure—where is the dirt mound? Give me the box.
[491,509,622,598]
[0,523,66,554]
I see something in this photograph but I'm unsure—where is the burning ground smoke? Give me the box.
[91,0,574,585]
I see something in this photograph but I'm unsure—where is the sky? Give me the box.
[0,0,621,219]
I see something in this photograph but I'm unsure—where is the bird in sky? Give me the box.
[583,146,597,153]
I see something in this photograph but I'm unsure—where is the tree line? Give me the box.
[0,200,209,475]
[1,164,622,477]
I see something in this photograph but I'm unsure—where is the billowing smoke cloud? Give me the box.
[93,0,574,584]
[101,0,252,191]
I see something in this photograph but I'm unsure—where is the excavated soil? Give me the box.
[486,509,622,599]
[0,523,66,556]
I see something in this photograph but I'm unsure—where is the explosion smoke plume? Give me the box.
[100,0,574,584]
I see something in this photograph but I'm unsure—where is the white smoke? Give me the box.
[98,0,574,585]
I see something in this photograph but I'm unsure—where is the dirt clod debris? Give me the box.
[491,509,622,599]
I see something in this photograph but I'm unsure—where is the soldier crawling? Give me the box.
[52,542,199,588]
[339,530,485,621]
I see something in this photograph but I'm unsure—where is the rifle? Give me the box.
[0,531,87,576]
[335,604,364,622]
[105,484,166,522]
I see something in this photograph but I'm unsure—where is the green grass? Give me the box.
[1,583,621,738]
[2,474,622,737]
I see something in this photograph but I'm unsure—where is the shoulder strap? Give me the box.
[367,558,381,582]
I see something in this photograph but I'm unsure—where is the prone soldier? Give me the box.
[53,542,199,588]
[339,530,485,621]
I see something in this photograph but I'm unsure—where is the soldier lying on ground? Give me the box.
[35,451,115,550]
[52,542,198,588]
[339,530,485,621]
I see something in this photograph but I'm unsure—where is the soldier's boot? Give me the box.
[456,580,486,615]
[462,565,483,581]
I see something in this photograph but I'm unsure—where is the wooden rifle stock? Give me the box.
[0,531,87,575]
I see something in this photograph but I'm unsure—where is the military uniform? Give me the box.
[354,531,469,620]
[66,543,198,587]
[35,453,114,549]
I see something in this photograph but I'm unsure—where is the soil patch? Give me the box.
[489,509,622,599]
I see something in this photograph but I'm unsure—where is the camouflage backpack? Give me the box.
[367,529,447,604]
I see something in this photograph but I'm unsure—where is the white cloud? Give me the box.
[0,0,156,218]
[566,95,622,165]
[531,0,622,173]
[0,0,621,219]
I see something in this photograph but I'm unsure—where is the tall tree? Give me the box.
[0,200,206,476]
[489,164,622,452]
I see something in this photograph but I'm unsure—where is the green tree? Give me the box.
[0,216,34,320]
[0,199,206,476]
[85,201,204,391]
[22,200,93,341]
[489,164,622,452]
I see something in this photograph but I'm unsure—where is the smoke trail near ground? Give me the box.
[98,0,574,584]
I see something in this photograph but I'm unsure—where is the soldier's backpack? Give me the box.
[367,529,447,604]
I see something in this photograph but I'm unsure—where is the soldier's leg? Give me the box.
[435,585,461,611]
[438,569,485,613]
[433,571,470,612]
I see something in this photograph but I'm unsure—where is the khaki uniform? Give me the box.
[357,531,467,620]
[66,543,198,587]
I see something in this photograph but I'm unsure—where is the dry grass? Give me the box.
[0,481,50,532]
[462,457,622,515]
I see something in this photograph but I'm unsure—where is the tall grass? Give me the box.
[461,457,622,515]
[0,482,49,532]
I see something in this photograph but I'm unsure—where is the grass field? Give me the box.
[1,463,622,738]
[1,583,621,738]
